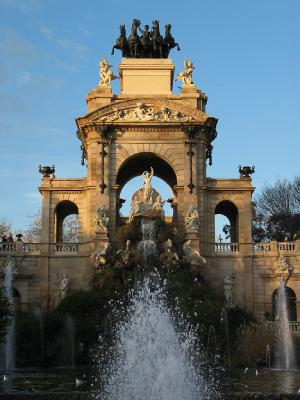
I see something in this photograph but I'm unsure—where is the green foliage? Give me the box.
[232,322,276,367]
[56,290,110,317]
[15,311,42,366]
[164,268,255,361]
[0,289,12,344]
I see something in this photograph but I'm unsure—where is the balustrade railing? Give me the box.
[265,321,300,335]
[23,243,41,253]
[0,242,79,255]
[50,243,79,254]
[278,242,295,252]
[252,242,271,253]
[0,242,15,253]
[215,242,239,253]
[289,321,300,333]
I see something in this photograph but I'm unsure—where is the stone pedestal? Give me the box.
[94,231,109,251]
[86,86,113,113]
[186,230,201,253]
[119,58,175,95]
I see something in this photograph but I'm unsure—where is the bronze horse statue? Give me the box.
[163,24,180,58]
[111,19,180,59]
[111,25,130,57]
[128,19,142,58]
[151,20,164,58]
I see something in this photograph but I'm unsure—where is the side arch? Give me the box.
[215,200,239,242]
[54,200,79,242]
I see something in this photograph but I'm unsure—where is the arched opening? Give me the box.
[215,201,239,243]
[116,152,177,224]
[120,176,173,218]
[272,286,297,321]
[55,201,79,242]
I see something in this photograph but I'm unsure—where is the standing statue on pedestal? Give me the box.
[224,273,236,307]
[185,205,200,232]
[176,58,195,85]
[98,58,118,86]
[57,273,69,299]
[128,167,166,221]
[96,206,109,232]
[142,167,154,204]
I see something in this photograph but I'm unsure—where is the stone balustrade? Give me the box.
[0,242,79,256]
[0,242,15,253]
[215,242,239,253]
[252,242,271,253]
[278,241,296,252]
[0,239,299,257]
[23,243,41,253]
[265,321,300,336]
[49,243,79,254]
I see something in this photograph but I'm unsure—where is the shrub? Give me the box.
[232,322,276,367]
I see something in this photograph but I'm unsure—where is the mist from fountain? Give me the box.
[274,278,296,370]
[3,260,15,370]
[96,219,217,400]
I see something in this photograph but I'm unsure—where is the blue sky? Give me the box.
[0,0,299,231]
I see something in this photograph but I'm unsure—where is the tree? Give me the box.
[22,210,79,243]
[22,210,42,243]
[62,214,79,243]
[254,177,300,242]
[0,218,13,238]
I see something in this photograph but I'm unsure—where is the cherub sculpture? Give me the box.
[98,58,118,86]
[176,58,195,85]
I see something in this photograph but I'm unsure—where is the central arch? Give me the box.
[116,152,178,224]
[116,152,177,192]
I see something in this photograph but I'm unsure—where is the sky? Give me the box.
[0,0,299,232]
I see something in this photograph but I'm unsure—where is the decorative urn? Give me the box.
[238,165,255,178]
[38,165,55,177]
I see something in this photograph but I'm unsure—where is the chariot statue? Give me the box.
[111,19,180,58]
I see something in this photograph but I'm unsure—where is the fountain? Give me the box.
[95,213,218,400]
[2,259,16,370]
[274,278,296,370]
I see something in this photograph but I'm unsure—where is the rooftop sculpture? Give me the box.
[112,19,180,58]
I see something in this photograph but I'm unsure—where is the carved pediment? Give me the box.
[77,98,208,127]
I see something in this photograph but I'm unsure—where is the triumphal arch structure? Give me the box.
[1,21,300,324]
